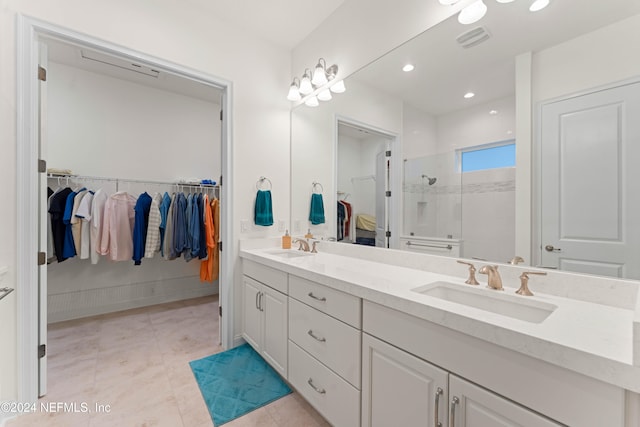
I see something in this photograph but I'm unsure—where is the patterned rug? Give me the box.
[190,343,292,425]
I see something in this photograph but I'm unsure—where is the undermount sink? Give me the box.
[265,249,315,259]
[412,281,557,323]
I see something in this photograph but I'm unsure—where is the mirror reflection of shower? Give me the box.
[421,174,437,186]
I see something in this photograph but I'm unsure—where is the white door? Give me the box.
[449,375,561,426]
[38,42,48,397]
[540,81,640,279]
[362,333,448,427]
[261,287,287,377]
[241,277,262,351]
[375,150,389,248]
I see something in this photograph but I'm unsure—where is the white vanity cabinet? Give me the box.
[362,333,449,427]
[287,275,362,427]
[242,260,288,377]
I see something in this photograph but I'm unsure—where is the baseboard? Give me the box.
[48,277,218,322]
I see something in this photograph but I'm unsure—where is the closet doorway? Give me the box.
[335,118,398,248]
[17,17,234,402]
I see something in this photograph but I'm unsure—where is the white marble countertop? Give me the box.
[240,244,640,393]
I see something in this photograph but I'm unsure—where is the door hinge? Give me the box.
[386,231,392,238]
[218,241,222,252]
[218,306,222,317]
[385,191,391,197]
[385,150,391,157]
[37,252,47,266]
[38,344,46,358]
[219,175,223,186]
[38,159,47,173]
[220,110,223,121]
[38,66,47,82]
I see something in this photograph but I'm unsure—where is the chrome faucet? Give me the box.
[293,238,310,252]
[516,271,547,296]
[479,265,503,290]
[456,260,479,285]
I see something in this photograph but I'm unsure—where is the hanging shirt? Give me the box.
[163,193,177,260]
[49,187,72,263]
[190,193,201,259]
[47,187,60,263]
[159,192,171,256]
[200,197,220,282]
[62,189,82,259]
[90,189,108,265]
[144,193,162,259]
[172,192,187,258]
[70,189,88,255]
[99,192,137,262]
[197,193,208,260]
[75,190,95,260]
[132,192,152,265]
[184,193,194,262]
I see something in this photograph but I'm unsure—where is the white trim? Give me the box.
[334,115,401,249]
[16,15,235,403]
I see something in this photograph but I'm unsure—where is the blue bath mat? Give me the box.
[189,343,292,425]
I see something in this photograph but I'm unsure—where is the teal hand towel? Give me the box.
[255,190,274,226]
[309,193,325,225]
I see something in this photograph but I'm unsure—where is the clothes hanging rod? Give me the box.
[47,174,219,188]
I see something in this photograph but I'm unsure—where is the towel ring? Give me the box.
[312,182,323,194]
[256,176,272,191]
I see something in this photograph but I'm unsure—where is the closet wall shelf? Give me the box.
[47,174,219,193]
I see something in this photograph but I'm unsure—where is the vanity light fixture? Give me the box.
[464,92,475,99]
[458,0,487,25]
[305,96,319,107]
[288,58,344,106]
[529,0,549,12]
[403,64,415,72]
[299,69,314,95]
[287,77,302,101]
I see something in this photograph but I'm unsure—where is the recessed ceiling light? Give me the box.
[507,130,513,135]
[402,64,415,72]
[464,92,475,99]
[530,0,550,12]
[489,110,498,115]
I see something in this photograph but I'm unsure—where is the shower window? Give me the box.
[459,140,515,172]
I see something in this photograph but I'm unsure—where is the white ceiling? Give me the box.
[351,0,640,116]
[184,0,347,49]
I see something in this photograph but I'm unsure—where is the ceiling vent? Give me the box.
[80,50,160,78]
[456,26,491,48]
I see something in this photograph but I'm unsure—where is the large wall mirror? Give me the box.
[291,0,640,280]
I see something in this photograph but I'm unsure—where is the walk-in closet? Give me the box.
[41,36,223,394]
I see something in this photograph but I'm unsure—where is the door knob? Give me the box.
[544,245,561,252]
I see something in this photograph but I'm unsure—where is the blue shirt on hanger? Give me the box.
[132,192,152,266]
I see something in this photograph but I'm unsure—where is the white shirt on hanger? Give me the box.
[90,189,108,265]
[75,191,94,260]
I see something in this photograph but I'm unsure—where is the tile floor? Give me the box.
[6,296,330,427]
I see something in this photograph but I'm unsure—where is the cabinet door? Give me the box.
[262,286,288,377]
[449,375,561,427]
[362,333,448,427]
[242,276,263,351]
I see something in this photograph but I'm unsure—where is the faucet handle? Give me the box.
[516,271,547,296]
[508,256,525,265]
[311,240,319,253]
[457,260,479,285]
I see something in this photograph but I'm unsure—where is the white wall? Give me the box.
[1,0,291,404]
[45,61,220,322]
[48,61,221,180]
[402,102,437,160]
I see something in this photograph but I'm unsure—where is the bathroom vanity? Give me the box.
[239,239,640,427]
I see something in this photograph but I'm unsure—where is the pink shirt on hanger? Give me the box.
[99,191,137,262]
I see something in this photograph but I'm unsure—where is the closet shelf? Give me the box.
[47,174,219,192]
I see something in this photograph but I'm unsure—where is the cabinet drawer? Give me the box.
[288,341,360,427]
[243,259,288,294]
[289,298,361,388]
[289,275,361,328]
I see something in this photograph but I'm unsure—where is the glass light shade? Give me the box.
[438,0,459,4]
[299,71,313,95]
[287,83,301,101]
[312,64,328,86]
[330,80,346,93]
[305,96,319,107]
[458,0,487,25]
[317,89,332,101]
[529,0,549,11]
[495,0,515,3]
